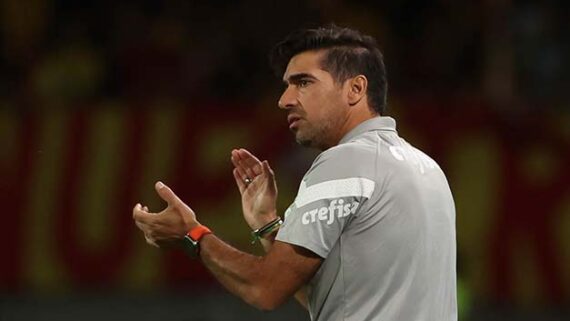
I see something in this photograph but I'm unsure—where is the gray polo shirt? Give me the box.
[276,116,457,321]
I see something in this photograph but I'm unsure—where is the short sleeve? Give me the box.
[276,145,376,258]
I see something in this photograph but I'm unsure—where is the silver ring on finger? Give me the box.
[244,177,253,185]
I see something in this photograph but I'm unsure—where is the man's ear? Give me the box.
[347,75,368,106]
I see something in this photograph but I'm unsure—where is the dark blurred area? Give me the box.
[0,0,568,320]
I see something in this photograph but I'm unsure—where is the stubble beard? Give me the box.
[293,118,335,151]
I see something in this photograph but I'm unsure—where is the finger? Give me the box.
[155,181,181,207]
[238,148,262,164]
[134,216,159,247]
[238,149,263,176]
[232,150,255,180]
[262,160,275,179]
[261,160,277,193]
[232,160,249,183]
[133,204,154,224]
[230,150,241,168]
[143,205,149,212]
[242,164,257,182]
[233,168,246,194]
[144,233,159,248]
[133,203,141,219]
[133,203,148,220]
[135,220,149,232]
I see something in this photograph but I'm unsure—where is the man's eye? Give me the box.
[298,80,309,88]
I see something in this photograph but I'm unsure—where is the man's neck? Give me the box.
[324,108,377,150]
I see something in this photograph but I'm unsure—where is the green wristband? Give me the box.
[251,218,283,244]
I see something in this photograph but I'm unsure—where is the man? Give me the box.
[133,25,457,321]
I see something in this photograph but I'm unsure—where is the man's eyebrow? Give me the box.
[283,73,318,84]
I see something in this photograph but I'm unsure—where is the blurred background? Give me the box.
[0,0,569,320]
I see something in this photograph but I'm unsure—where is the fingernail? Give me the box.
[156,181,165,189]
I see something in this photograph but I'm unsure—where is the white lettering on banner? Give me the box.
[295,177,375,208]
[301,199,360,225]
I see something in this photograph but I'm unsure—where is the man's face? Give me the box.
[279,50,348,150]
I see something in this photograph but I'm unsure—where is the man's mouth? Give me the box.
[287,114,302,129]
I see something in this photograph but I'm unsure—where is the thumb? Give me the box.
[155,181,181,206]
[262,161,276,191]
[262,160,275,178]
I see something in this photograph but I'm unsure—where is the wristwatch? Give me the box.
[182,225,212,258]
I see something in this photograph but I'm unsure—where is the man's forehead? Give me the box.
[283,50,326,81]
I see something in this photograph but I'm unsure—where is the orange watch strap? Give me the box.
[187,225,212,241]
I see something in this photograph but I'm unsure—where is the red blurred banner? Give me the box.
[1,100,568,304]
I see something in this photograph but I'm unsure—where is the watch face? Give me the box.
[182,235,199,258]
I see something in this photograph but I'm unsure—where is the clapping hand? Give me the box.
[230,148,278,230]
[133,181,199,248]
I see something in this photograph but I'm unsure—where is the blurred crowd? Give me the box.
[1,0,568,112]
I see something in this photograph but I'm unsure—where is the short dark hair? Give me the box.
[270,25,388,114]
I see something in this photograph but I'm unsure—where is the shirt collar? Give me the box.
[339,116,397,144]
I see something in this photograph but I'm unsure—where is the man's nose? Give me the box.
[278,86,297,110]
